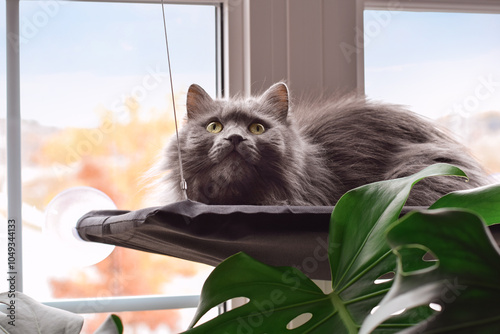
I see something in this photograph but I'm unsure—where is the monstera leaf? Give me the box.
[430,184,500,224]
[185,251,331,333]
[360,209,500,334]
[182,164,480,333]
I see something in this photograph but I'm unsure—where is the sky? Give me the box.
[364,10,500,120]
[0,0,217,127]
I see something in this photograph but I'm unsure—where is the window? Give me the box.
[2,0,221,332]
[363,7,500,178]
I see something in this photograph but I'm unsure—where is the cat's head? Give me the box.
[169,82,298,204]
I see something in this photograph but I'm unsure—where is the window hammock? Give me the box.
[76,201,430,280]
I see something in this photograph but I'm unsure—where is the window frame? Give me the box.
[5,0,230,314]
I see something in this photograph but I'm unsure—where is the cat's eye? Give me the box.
[249,123,265,135]
[206,121,223,133]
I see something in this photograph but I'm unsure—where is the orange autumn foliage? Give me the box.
[34,98,207,333]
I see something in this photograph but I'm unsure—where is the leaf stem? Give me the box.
[330,292,358,333]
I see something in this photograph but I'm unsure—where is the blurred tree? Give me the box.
[32,97,208,333]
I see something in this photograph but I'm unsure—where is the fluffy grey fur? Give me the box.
[155,83,488,206]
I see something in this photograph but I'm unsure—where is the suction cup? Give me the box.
[44,187,116,267]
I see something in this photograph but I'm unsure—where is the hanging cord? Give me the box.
[161,0,188,200]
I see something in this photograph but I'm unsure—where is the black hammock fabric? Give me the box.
[76,200,500,280]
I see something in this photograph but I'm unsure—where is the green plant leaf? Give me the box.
[184,252,335,333]
[326,163,467,332]
[183,163,468,333]
[111,315,124,334]
[360,209,500,334]
[329,164,467,287]
[429,183,500,225]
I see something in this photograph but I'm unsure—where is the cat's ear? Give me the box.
[186,84,213,119]
[260,82,289,122]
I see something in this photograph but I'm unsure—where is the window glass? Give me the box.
[2,1,218,332]
[364,10,500,177]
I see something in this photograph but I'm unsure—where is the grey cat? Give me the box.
[156,82,488,206]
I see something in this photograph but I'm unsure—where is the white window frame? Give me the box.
[5,0,233,314]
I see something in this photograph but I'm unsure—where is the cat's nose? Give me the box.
[227,134,245,145]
